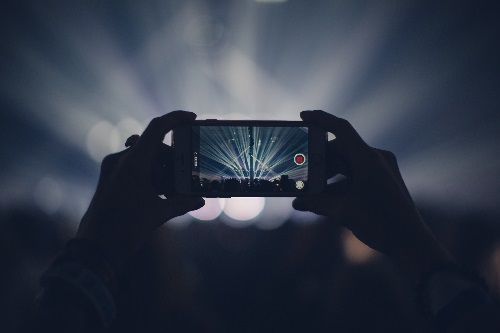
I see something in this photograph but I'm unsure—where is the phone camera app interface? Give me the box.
[192,126,308,193]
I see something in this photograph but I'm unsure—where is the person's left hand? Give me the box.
[77,111,205,270]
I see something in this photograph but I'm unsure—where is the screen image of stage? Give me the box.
[192,125,308,193]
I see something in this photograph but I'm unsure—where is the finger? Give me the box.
[292,194,341,217]
[325,178,351,195]
[86,150,130,214]
[159,142,173,164]
[300,110,366,149]
[125,134,140,147]
[326,143,351,178]
[160,196,205,222]
[151,144,174,195]
[99,149,130,180]
[375,148,413,200]
[137,111,197,153]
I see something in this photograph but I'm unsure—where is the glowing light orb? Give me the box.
[116,118,144,144]
[254,197,292,230]
[222,197,265,226]
[86,121,120,162]
[188,198,226,221]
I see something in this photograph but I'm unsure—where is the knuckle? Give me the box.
[125,134,140,147]
[101,151,126,170]
[100,154,117,171]
[148,116,162,130]
[336,117,351,128]
[380,149,397,162]
[336,117,359,138]
[101,153,116,166]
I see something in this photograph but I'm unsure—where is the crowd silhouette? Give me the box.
[192,174,303,193]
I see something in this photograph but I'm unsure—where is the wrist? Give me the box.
[40,238,118,328]
[385,215,453,282]
[77,215,142,272]
[75,232,135,273]
[416,263,489,316]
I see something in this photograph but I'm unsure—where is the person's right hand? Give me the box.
[293,110,452,279]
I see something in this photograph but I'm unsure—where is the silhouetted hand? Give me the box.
[77,111,205,270]
[293,110,452,279]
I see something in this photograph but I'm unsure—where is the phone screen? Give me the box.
[191,125,309,194]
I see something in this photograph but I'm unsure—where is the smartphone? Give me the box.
[173,120,326,197]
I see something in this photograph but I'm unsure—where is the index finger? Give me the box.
[139,110,197,146]
[300,110,367,149]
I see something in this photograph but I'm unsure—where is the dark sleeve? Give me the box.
[434,287,500,333]
[23,281,103,333]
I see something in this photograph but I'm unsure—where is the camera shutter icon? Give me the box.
[294,153,306,165]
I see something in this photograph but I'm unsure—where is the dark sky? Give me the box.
[1,0,499,221]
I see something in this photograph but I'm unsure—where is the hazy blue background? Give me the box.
[1,0,499,226]
[1,2,500,332]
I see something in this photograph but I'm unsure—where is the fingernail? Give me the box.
[292,199,306,211]
[300,111,312,120]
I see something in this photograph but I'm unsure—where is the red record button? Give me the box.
[294,153,306,165]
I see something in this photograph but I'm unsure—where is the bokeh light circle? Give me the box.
[222,197,265,227]
[254,197,293,230]
[86,121,120,162]
[116,117,144,144]
[188,198,226,221]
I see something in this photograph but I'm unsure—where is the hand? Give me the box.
[77,111,205,270]
[293,110,452,279]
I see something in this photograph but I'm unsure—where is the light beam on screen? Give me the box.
[222,197,265,227]
[188,198,226,221]
[197,126,308,181]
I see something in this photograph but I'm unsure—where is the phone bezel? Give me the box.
[173,120,326,197]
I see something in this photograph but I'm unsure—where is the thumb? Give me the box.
[160,196,205,221]
[292,195,340,218]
